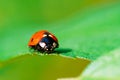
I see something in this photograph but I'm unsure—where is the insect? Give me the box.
[28,30,59,53]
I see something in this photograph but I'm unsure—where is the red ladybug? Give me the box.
[28,30,59,53]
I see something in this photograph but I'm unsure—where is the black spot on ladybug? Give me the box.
[31,38,34,42]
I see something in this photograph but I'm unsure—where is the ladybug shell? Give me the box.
[28,30,58,46]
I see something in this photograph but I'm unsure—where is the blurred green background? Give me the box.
[0,0,120,61]
[0,0,120,79]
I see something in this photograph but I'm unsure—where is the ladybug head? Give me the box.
[39,35,58,52]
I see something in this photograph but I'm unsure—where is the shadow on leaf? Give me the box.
[55,48,72,53]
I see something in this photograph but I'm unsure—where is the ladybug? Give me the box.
[28,30,59,53]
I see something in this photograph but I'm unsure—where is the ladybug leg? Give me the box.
[28,46,39,54]
[35,44,45,53]
[29,46,35,53]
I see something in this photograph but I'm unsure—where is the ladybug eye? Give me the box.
[39,42,46,48]
[53,42,57,48]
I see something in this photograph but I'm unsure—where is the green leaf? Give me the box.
[0,1,120,80]
[0,55,90,80]
[80,48,120,80]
